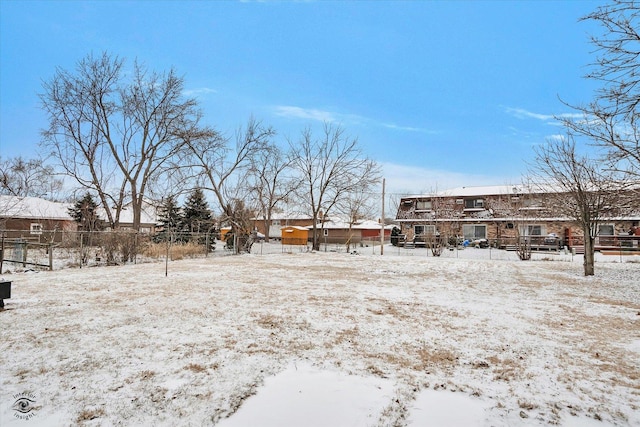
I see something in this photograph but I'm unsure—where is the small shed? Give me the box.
[220,227,232,241]
[281,226,309,245]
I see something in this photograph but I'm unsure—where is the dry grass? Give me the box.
[487,356,523,382]
[139,370,156,380]
[185,363,208,373]
[414,347,459,371]
[143,242,206,259]
[76,407,106,423]
[332,326,360,346]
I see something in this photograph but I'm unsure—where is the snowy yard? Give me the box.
[1,246,639,426]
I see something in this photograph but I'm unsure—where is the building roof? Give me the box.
[102,204,158,226]
[406,185,538,198]
[282,226,309,231]
[253,212,314,221]
[0,195,161,226]
[0,195,73,220]
[316,219,394,230]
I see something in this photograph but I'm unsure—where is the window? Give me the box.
[464,198,484,209]
[416,200,432,210]
[30,223,43,235]
[598,224,614,236]
[462,224,486,240]
[414,225,436,235]
[522,197,543,208]
[272,220,281,226]
[520,224,545,236]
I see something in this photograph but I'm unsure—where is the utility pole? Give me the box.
[380,178,385,255]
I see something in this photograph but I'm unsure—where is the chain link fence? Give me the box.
[1,230,638,273]
[0,229,226,272]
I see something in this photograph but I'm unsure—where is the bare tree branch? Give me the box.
[530,134,627,276]
[289,123,381,251]
[40,52,204,230]
[0,156,63,199]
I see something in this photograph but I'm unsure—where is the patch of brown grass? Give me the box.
[15,368,31,379]
[255,313,284,330]
[364,298,418,321]
[587,296,640,311]
[76,407,105,423]
[332,326,359,345]
[139,370,156,380]
[185,363,207,373]
[415,347,458,371]
[518,400,538,410]
[487,356,522,382]
[365,351,414,370]
[143,242,205,259]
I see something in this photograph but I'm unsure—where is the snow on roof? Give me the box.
[406,185,538,198]
[253,212,314,221]
[95,200,159,226]
[282,226,309,231]
[316,219,393,230]
[107,205,158,226]
[0,195,161,226]
[0,195,73,220]
[353,220,395,230]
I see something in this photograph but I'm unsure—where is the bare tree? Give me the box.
[560,1,640,179]
[424,195,449,257]
[247,143,297,242]
[582,1,640,119]
[0,156,63,199]
[40,52,202,230]
[289,123,381,251]
[177,118,274,253]
[560,102,640,179]
[531,135,624,276]
[335,187,376,253]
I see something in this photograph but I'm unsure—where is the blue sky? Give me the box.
[0,0,603,195]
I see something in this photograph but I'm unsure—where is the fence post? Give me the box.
[49,243,53,271]
[21,240,27,267]
[620,239,623,263]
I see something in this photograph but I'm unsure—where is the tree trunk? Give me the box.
[263,218,270,243]
[583,227,595,276]
[312,224,320,251]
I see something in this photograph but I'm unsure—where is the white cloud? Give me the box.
[505,107,554,121]
[272,105,434,133]
[505,107,583,122]
[273,106,338,122]
[547,134,566,142]
[183,87,218,97]
[381,123,436,133]
[380,162,518,197]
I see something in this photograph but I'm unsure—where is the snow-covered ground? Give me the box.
[0,245,638,426]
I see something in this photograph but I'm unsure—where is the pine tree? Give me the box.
[68,192,101,232]
[182,188,212,233]
[156,195,183,241]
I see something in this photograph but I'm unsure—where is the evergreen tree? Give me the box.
[68,192,102,232]
[156,195,183,241]
[182,188,212,233]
